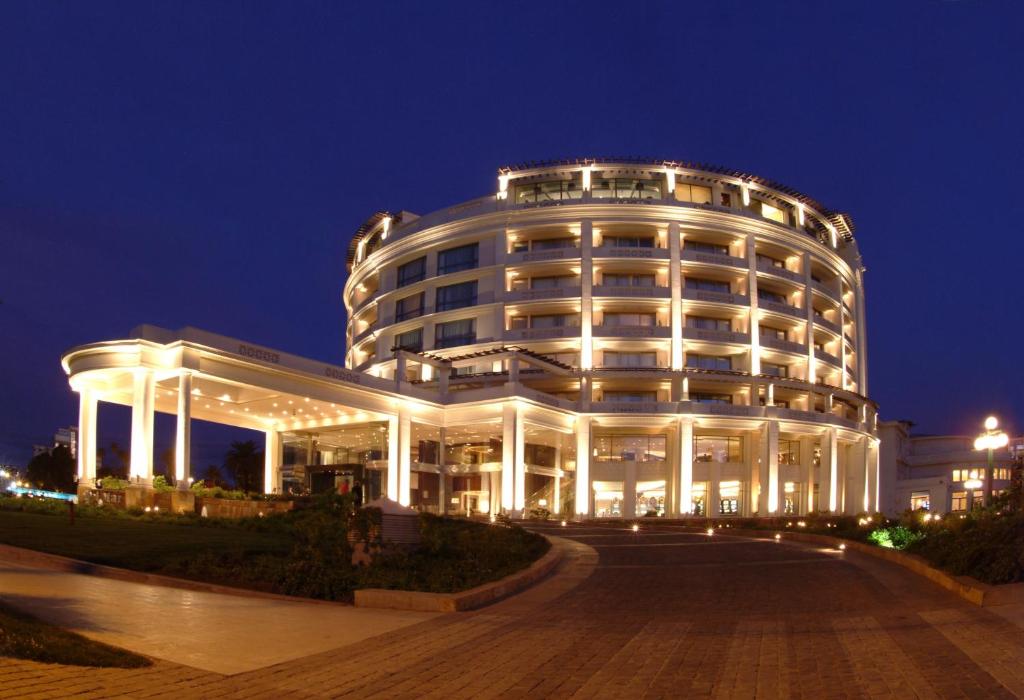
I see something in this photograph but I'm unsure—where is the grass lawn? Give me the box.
[0,602,150,667]
[0,509,291,572]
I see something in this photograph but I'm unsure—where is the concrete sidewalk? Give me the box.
[0,558,438,674]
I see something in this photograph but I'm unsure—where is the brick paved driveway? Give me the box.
[4,524,1024,699]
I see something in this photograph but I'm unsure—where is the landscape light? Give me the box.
[706,527,714,536]
[631,523,639,533]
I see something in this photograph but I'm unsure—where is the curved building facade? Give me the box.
[63,158,878,519]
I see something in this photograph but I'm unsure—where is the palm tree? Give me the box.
[223,440,263,493]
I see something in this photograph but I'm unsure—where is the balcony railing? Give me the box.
[755,261,804,283]
[352,325,376,345]
[682,328,751,344]
[590,400,676,414]
[593,325,672,338]
[592,285,671,299]
[503,327,582,341]
[682,249,748,269]
[812,279,840,300]
[815,348,841,366]
[759,300,805,318]
[759,336,807,354]
[682,289,749,306]
[815,316,842,335]
[594,246,670,260]
[507,248,581,264]
[503,286,581,302]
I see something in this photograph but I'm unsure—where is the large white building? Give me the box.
[63,158,880,518]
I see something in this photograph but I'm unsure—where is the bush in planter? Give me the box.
[867,525,923,550]
[907,512,1024,585]
[96,477,130,491]
[152,475,173,493]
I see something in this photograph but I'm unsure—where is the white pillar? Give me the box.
[77,389,97,483]
[678,417,693,514]
[746,233,761,376]
[801,436,816,513]
[821,427,838,512]
[668,222,683,370]
[580,219,594,370]
[765,421,780,514]
[437,427,447,514]
[264,430,280,494]
[387,414,399,501]
[398,410,412,506]
[855,268,869,394]
[803,252,816,384]
[553,468,561,515]
[175,371,192,487]
[575,415,591,516]
[129,370,155,483]
[501,402,516,511]
[513,404,526,512]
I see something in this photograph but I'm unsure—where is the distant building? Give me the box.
[31,426,78,459]
[879,420,1018,516]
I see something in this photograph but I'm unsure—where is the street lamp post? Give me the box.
[974,416,1009,509]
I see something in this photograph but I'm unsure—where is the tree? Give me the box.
[223,440,264,493]
[26,445,75,493]
[201,464,227,487]
[97,442,129,479]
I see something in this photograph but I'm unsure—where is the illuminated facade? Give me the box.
[64,158,879,518]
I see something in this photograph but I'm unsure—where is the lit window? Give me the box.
[675,183,712,204]
[397,257,426,287]
[951,491,967,512]
[437,243,479,275]
[778,440,800,465]
[686,354,732,371]
[687,316,731,331]
[603,351,658,368]
[694,436,743,463]
[760,201,787,223]
[394,328,423,353]
[910,492,930,511]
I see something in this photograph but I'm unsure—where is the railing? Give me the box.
[590,400,676,414]
[592,285,671,299]
[593,325,672,338]
[758,300,805,318]
[758,336,807,354]
[756,261,804,283]
[681,328,750,344]
[682,289,749,306]
[815,348,841,366]
[352,288,380,312]
[352,325,376,345]
[682,249,748,269]
[815,316,842,335]
[686,402,762,417]
[507,248,582,263]
[503,286,581,302]
[503,327,582,341]
[812,279,840,300]
[594,246,670,260]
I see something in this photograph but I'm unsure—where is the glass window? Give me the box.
[719,481,741,515]
[687,316,731,331]
[394,292,424,322]
[684,240,729,256]
[694,436,743,463]
[603,391,658,402]
[602,273,655,287]
[514,180,581,203]
[528,313,579,328]
[760,325,788,340]
[602,312,656,327]
[435,319,475,349]
[530,237,577,250]
[762,362,788,378]
[603,235,656,248]
[910,491,930,511]
[685,278,731,293]
[675,183,712,204]
[636,480,666,517]
[952,469,962,482]
[603,351,657,368]
[437,243,479,275]
[778,440,800,466]
[530,275,576,289]
[394,328,422,353]
[760,201,787,223]
[593,435,667,462]
[397,257,426,287]
[756,253,786,269]
[758,289,788,305]
[592,178,662,200]
[435,281,477,312]
[951,491,967,512]
[691,393,733,404]
[686,354,732,371]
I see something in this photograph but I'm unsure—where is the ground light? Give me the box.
[560,520,567,527]
[838,543,847,551]
[774,533,781,542]
[631,523,639,533]
[706,527,714,536]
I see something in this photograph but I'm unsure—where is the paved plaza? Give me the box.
[3,524,1024,698]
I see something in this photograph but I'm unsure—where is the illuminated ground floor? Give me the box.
[62,326,880,517]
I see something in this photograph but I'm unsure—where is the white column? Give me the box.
[387,414,399,501]
[175,371,192,487]
[580,219,594,370]
[553,467,561,515]
[678,417,693,514]
[437,427,447,514]
[501,402,516,511]
[746,233,761,376]
[129,370,155,483]
[801,436,816,513]
[837,276,847,390]
[855,268,869,394]
[765,421,780,514]
[398,410,411,506]
[668,221,683,370]
[264,430,280,494]
[803,252,816,384]
[575,415,591,516]
[513,404,526,512]
[77,389,97,484]
[821,427,838,512]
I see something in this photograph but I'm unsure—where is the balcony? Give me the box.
[681,249,748,269]
[352,325,376,345]
[815,348,841,366]
[682,289,749,306]
[591,400,677,414]
[682,328,750,344]
[592,285,671,299]
[504,326,582,341]
[759,336,807,354]
[756,260,804,283]
[684,402,762,417]
[812,279,840,300]
[815,316,842,335]
[507,248,581,264]
[503,286,581,302]
[593,325,672,339]
[758,300,805,319]
[594,246,670,260]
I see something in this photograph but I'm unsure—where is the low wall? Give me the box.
[79,486,293,519]
[197,497,293,518]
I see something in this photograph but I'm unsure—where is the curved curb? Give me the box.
[354,535,565,612]
[683,528,1024,608]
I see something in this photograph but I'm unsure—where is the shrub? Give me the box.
[907,512,1024,585]
[152,475,173,493]
[867,525,923,550]
[96,478,130,491]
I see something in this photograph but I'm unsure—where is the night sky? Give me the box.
[2,1,1022,469]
